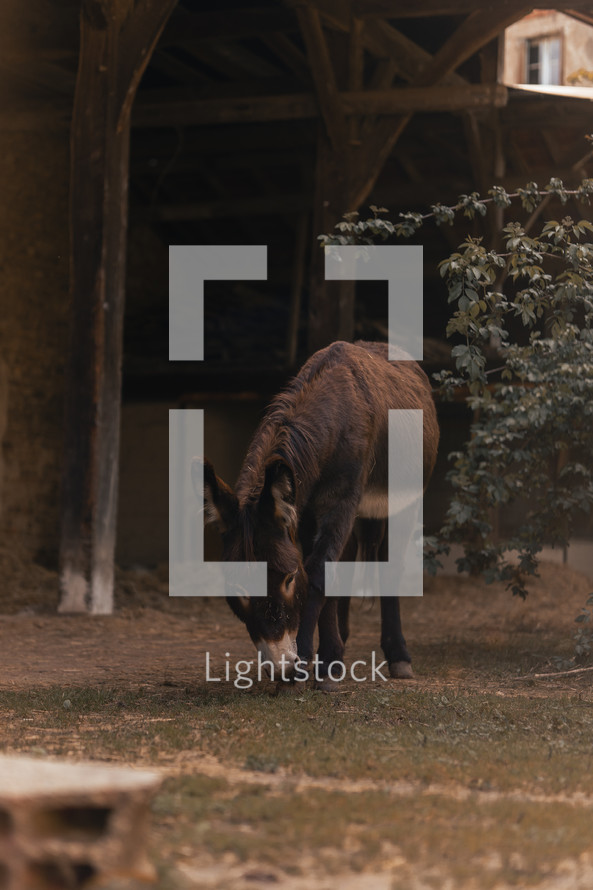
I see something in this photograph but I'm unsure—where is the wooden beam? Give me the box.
[369,57,398,90]
[566,10,593,27]
[308,129,355,353]
[59,0,176,615]
[286,213,309,368]
[4,81,507,131]
[347,84,507,112]
[131,83,506,128]
[133,89,317,126]
[182,40,283,81]
[60,0,126,614]
[260,33,312,84]
[349,17,365,92]
[296,4,347,151]
[350,4,528,207]
[149,48,212,87]
[363,18,466,86]
[417,2,532,86]
[348,15,364,144]
[312,0,465,86]
[463,112,489,195]
[116,0,177,130]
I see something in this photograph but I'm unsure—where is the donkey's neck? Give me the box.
[235,399,337,512]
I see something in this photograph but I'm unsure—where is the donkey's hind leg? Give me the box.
[377,521,414,679]
[380,597,413,678]
[338,597,351,646]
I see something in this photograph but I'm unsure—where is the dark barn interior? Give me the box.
[1,0,593,610]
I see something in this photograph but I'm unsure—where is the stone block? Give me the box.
[0,756,161,889]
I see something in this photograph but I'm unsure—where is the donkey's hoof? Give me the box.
[315,677,341,693]
[389,661,414,679]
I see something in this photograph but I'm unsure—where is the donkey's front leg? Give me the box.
[316,597,345,673]
[297,492,359,664]
[376,503,415,679]
[296,586,324,663]
[314,532,356,687]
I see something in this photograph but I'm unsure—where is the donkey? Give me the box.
[194,340,439,685]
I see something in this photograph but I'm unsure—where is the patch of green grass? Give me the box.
[1,685,593,795]
[2,684,593,887]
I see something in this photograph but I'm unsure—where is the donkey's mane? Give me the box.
[235,351,331,508]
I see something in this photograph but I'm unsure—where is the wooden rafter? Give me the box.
[348,14,364,143]
[131,83,506,128]
[417,2,532,86]
[184,40,283,81]
[311,0,465,86]
[116,0,178,130]
[296,4,347,151]
[463,112,489,195]
[260,33,311,83]
[349,3,531,207]
[150,48,212,87]
[566,9,593,27]
[369,57,398,90]
[349,16,364,93]
[363,18,467,86]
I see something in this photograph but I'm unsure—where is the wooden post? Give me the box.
[308,131,356,354]
[296,5,357,353]
[59,0,176,613]
[286,212,309,369]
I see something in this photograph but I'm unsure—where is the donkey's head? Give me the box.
[192,457,306,676]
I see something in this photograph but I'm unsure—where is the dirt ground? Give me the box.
[2,549,593,890]
[0,546,591,696]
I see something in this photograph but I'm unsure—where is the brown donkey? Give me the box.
[194,340,439,684]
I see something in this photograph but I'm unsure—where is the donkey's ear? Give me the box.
[261,460,297,532]
[191,457,238,532]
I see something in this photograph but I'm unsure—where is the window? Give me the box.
[526,35,562,85]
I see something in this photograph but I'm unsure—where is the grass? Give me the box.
[154,775,593,889]
[1,683,593,887]
[1,685,593,792]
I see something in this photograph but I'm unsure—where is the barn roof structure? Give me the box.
[2,0,593,612]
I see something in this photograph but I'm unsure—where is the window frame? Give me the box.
[525,33,563,85]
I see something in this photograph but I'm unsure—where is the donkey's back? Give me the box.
[236,340,438,509]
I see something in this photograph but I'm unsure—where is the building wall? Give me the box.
[503,11,593,85]
[0,129,70,563]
